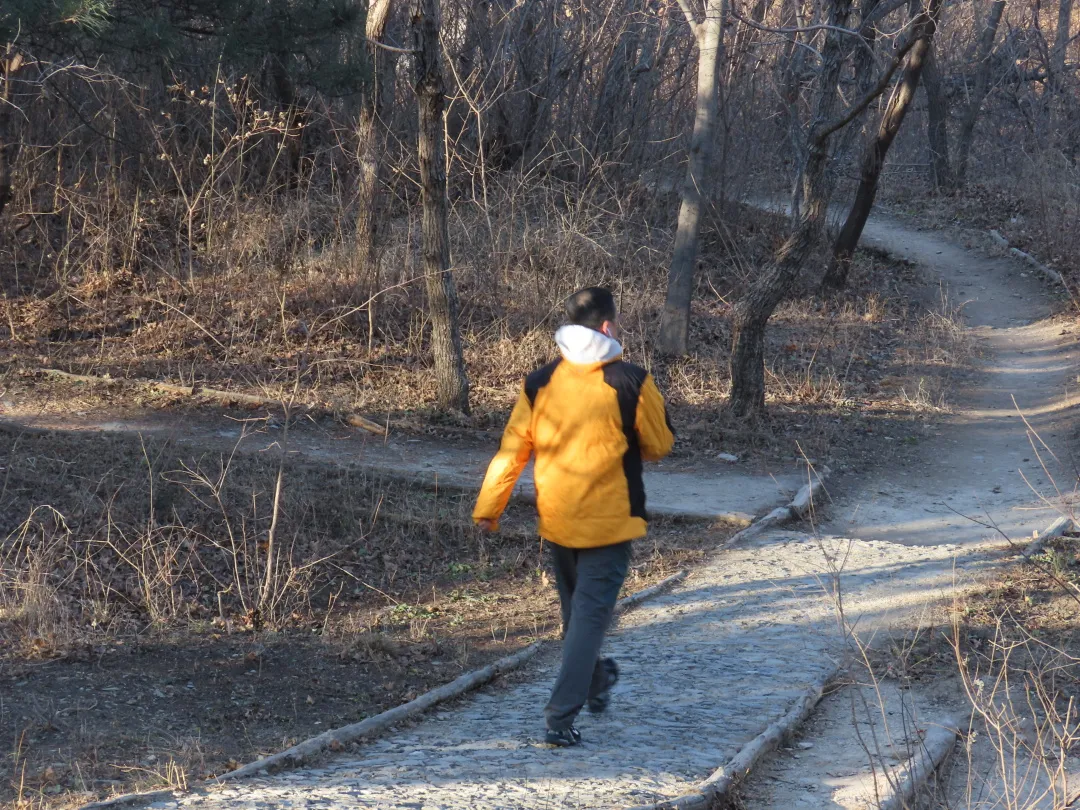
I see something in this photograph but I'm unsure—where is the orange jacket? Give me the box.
[473,326,674,548]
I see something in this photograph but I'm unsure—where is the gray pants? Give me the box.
[544,540,632,731]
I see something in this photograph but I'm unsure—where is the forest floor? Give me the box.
[0,202,1076,809]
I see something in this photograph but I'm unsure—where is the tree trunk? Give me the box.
[954,0,1006,186]
[922,44,954,192]
[627,2,674,171]
[0,46,25,221]
[728,0,854,417]
[657,0,726,357]
[1051,0,1074,93]
[830,0,881,175]
[823,0,941,291]
[355,0,398,346]
[412,0,471,413]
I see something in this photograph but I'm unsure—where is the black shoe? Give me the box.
[587,657,619,714]
[545,726,582,747]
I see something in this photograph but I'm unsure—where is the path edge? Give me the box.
[1022,514,1077,560]
[725,466,830,546]
[623,666,839,810]
[988,230,1067,290]
[75,568,690,810]
[878,716,959,810]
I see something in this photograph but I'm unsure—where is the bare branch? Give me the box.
[366,37,419,55]
[818,32,919,140]
[731,9,877,57]
[859,0,908,33]
[730,10,860,38]
[676,0,702,40]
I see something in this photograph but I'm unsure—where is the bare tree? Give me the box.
[823,0,943,291]
[954,0,1006,185]
[922,44,954,192]
[727,0,922,416]
[592,1,643,160]
[355,0,399,349]
[1050,0,1074,93]
[627,2,677,170]
[412,0,471,413]
[657,0,726,356]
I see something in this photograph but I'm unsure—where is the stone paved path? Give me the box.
[138,531,984,810]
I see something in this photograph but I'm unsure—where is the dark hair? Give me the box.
[565,287,617,330]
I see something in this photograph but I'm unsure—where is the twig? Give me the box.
[366,37,419,55]
[149,298,227,350]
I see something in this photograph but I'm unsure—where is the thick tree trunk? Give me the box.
[727,0,854,417]
[267,40,306,190]
[955,0,1006,186]
[823,0,941,291]
[412,0,471,413]
[658,0,726,356]
[922,45,954,192]
[355,0,398,346]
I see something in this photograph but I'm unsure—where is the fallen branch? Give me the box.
[988,229,1067,289]
[217,640,545,781]
[345,412,389,435]
[1022,515,1077,560]
[878,717,958,810]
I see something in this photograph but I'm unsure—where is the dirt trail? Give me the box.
[0,409,806,524]
[738,206,1080,810]
[820,215,1078,547]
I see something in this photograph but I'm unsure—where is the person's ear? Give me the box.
[601,320,616,338]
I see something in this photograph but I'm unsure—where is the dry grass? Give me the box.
[0,84,978,465]
[1,173,975,466]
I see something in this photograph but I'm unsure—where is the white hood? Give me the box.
[554,324,623,365]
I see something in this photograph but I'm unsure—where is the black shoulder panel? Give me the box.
[602,361,648,520]
[524,359,562,407]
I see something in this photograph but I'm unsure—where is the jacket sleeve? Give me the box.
[636,373,674,462]
[472,386,534,529]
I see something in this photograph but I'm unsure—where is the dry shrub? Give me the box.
[1,71,972,464]
[0,508,76,655]
[0,426,550,656]
[951,613,1080,810]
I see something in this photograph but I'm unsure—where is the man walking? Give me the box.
[473,287,674,746]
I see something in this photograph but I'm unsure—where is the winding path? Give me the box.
[40,211,1075,810]
[820,215,1077,546]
